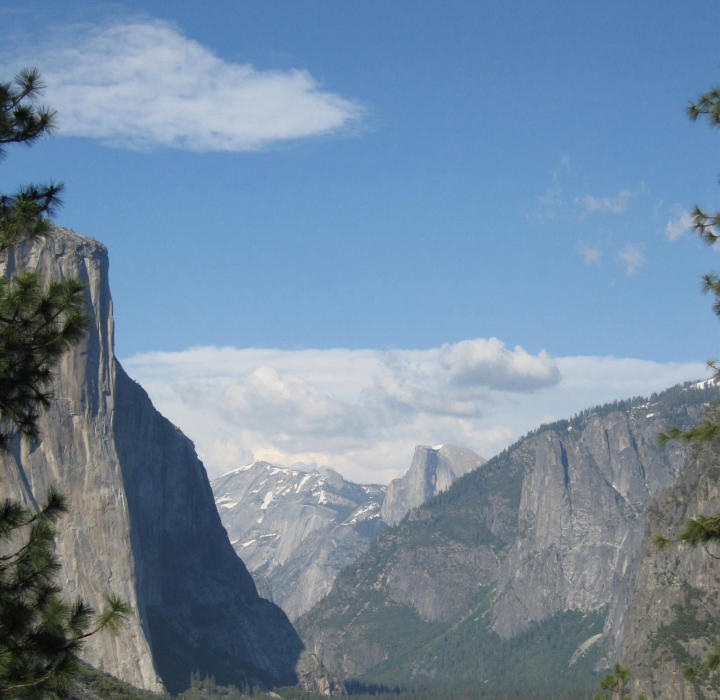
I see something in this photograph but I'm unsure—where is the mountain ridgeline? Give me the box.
[297,383,719,698]
[211,444,484,621]
[3,226,719,699]
[212,463,386,621]
[0,228,336,695]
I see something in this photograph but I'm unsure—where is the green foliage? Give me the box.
[0,492,129,697]
[0,69,89,449]
[707,640,720,671]
[597,662,631,697]
[298,381,718,700]
[678,513,720,546]
[0,181,64,252]
[0,68,127,697]
[0,68,56,154]
[651,77,720,688]
[72,660,165,699]
[361,602,605,698]
[658,419,720,445]
[646,584,720,695]
[281,690,578,700]
[683,665,699,680]
[590,663,649,700]
[651,534,670,550]
[175,672,256,699]
[0,69,63,258]
[659,82,720,441]
[0,270,89,448]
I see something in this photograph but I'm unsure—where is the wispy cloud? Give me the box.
[577,189,632,215]
[526,157,570,222]
[618,243,645,275]
[527,161,634,224]
[577,241,602,265]
[122,341,704,483]
[665,209,694,241]
[11,19,363,151]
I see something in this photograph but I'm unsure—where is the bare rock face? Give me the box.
[380,444,485,525]
[212,462,386,620]
[0,227,326,694]
[212,446,484,622]
[298,389,716,695]
[620,433,720,700]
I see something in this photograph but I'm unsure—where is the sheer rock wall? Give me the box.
[0,228,321,694]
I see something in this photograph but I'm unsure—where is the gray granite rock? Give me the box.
[212,462,386,620]
[0,227,334,695]
[620,429,720,700]
[298,388,716,688]
[212,444,484,622]
[380,444,485,525]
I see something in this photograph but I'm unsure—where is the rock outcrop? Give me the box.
[380,444,484,525]
[620,431,720,699]
[0,227,331,694]
[298,387,718,696]
[212,462,386,620]
[212,445,484,621]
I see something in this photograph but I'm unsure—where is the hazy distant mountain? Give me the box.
[380,444,485,525]
[298,382,719,698]
[212,444,484,620]
[0,227,336,695]
[212,462,386,620]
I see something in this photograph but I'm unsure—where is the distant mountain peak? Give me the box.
[380,443,486,525]
[212,443,484,620]
[0,227,333,694]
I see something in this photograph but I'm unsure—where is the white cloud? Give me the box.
[13,19,362,151]
[439,338,559,391]
[618,243,645,275]
[578,189,631,215]
[665,210,694,241]
[578,241,602,265]
[530,183,563,222]
[122,341,705,484]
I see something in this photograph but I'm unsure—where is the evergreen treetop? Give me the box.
[0,68,129,697]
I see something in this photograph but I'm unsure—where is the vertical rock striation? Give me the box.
[620,433,720,700]
[212,445,484,621]
[298,389,717,694]
[212,462,386,621]
[380,444,485,525]
[0,227,327,694]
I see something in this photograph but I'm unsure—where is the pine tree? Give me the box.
[649,77,720,686]
[0,491,129,697]
[655,81,720,543]
[0,69,128,698]
[0,68,90,449]
[591,662,647,700]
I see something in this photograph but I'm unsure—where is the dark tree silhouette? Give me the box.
[0,69,128,698]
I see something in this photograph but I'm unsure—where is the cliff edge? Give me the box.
[0,227,330,694]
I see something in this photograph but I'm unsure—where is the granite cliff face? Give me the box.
[212,445,484,621]
[212,462,386,621]
[298,387,718,696]
[380,444,485,525]
[0,227,332,695]
[620,431,720,700]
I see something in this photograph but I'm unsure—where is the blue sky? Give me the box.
[3,1,720,481]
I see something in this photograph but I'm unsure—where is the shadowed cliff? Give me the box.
[0,227,332,694]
